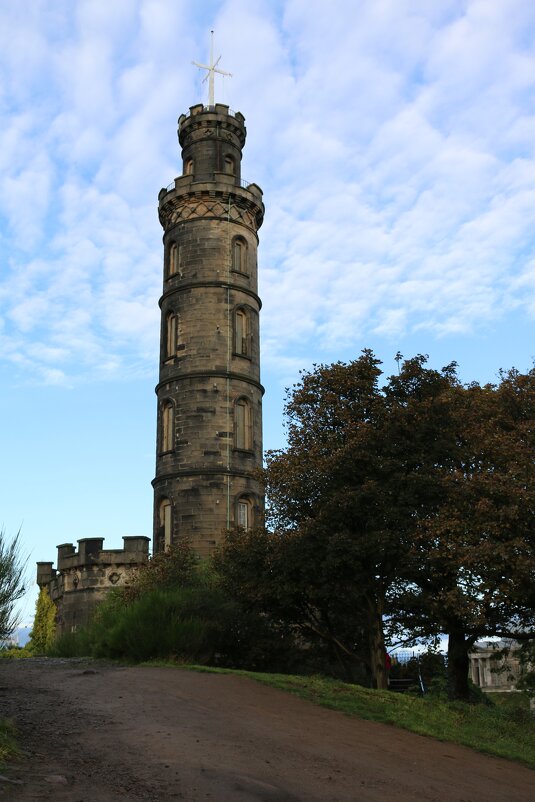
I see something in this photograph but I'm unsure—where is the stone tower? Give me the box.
[152,103,264,556]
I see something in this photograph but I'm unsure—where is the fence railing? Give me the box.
[163,176,253,193]
[199,105,238,117]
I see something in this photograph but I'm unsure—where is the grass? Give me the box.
[0,645,34,659]
[0,719,18,765]
[144,662,535,769]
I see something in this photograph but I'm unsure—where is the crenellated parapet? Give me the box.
[36,536,150,635]
[178,103,246,171]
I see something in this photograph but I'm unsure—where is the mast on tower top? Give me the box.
[192,30,232,107]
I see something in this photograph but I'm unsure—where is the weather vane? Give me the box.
[192,30,232,106]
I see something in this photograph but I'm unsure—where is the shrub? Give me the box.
[123,541,199,603]
[0,529,26,641]
[29,588,56,653]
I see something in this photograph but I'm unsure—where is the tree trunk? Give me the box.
[447,624,470,701]
[367,599,387,690]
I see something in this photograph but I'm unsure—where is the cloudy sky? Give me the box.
[1,0,535,624]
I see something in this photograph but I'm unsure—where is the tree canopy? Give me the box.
[218,352,535,699]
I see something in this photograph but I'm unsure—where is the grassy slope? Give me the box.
[147,663,535,769]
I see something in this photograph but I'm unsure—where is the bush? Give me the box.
[29,588,56,654]
[49,628,95,658]
[47,542,328,672]
[49,583,235,663]
[91,585,233,662]
[123,541,199,603]
[0,529,26,641]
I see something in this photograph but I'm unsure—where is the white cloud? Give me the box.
[0,0,534,389]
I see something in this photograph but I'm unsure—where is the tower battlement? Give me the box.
[179,102,245,127]
[36,536,150,634]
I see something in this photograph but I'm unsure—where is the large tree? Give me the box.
[256,352,459,688]
[389,367,535,700]
[217,523,372,682]
[221,353,535,699]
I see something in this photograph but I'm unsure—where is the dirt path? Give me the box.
[0,659,532,802]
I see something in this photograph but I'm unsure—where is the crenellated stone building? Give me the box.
[37,537,149,635]
[469,640,531,692]
[36,97,265,632]
[152,103,264,555]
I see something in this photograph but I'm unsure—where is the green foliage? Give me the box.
[48,628,94,659]
[122,540,199,603]
[90,585,232,662]
[0,644,33,659]
[219,353,465,690]
[390,365,535,700]
[0,529,26,641]
[515,641,535,696]
[29,588,56,654]
[48,544,301,671]
[215,526,370,683]
[221,353,535,699]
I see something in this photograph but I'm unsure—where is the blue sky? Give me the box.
[1,0,535,625]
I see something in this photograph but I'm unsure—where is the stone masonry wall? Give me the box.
[36,536,150,635]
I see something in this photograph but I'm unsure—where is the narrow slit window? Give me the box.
[235,398,252,450]
[185,159,193,176]
[169,243,179,276]
[162,401,174,452]
[166,312,177,359]
[232,238,247,274]
[235,309,248,356]
[159,499,172,550]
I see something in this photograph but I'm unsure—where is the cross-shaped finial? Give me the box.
[192,31,232,107]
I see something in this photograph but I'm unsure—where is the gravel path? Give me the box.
[0,658,533,801]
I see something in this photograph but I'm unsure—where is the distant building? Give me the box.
[469,640,529,691]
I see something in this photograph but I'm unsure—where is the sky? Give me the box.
[1,0,535,626]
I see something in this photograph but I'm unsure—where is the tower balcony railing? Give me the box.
[165,175,254,192]
[201,105,237,117]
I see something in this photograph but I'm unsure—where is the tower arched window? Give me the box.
[162,401,174,453]
[231,237,248,274]
[185,159,193,176]
[169,242,180,276]
[166,312,178,359]
[234,307,249,357]
[236,496,254,530]
[234,397,252,451]
[159,498,172,550]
